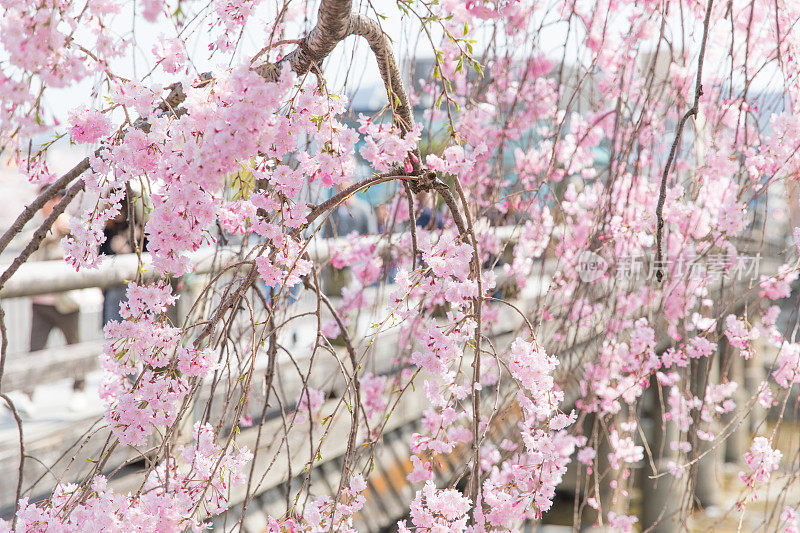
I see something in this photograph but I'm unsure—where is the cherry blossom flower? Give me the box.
[739,436,782,490]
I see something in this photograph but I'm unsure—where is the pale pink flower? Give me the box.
[68,106,111,143]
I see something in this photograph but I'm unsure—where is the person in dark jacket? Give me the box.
[100,191,146,325]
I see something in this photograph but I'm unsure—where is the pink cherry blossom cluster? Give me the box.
[0,423,251,532]
[783,506,800,533]
[266,474,367,533]
[773,343,800,388]
[607,428,644,471]
[739,436,782,491]
[357,114,422,172]
[68,106,112,144]
[63,186,126,269]
[293,387,325,426]
[360,372,388,420]
[478,427,578,526]
[725,314,759,360]
[577,319,659,415]
[398,481,471,532]
[760,265,799,301]
[100,282,217,445]
[323,233,383,335]
[0,0,88,89]
[152,36,187,74]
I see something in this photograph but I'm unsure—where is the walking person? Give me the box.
[26,185,84,414]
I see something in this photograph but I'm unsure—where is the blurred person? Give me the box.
[100,190,146,326]
[374,202,398,283]
[415,191,444,231]
[787,179,800,251]
[321,183,378,296]
[27,185,83,413]
[322,183,378,238]
[375,203,389,234]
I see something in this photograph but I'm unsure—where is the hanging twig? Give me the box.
[654,0,715,282]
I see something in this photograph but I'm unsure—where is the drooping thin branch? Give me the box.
[315,289,361,493]
[0,300,9,390]
[449,175,484,508]
[236,310,279,529]
[193,267,261,348]
[302,173,416,231]
[654,0,714,282]
[0,392,25,530]
[403,182,419,269]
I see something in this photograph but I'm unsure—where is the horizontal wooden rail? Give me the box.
[0,227,522,299]
[2,341,104,393]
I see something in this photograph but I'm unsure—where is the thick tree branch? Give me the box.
[0,159,88,257]
[0,393,24,529]
[280,0,354,75]
[0,178,85,291]
[347,14,415,136]
[261,3,416,139]
[302,173,417,230]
